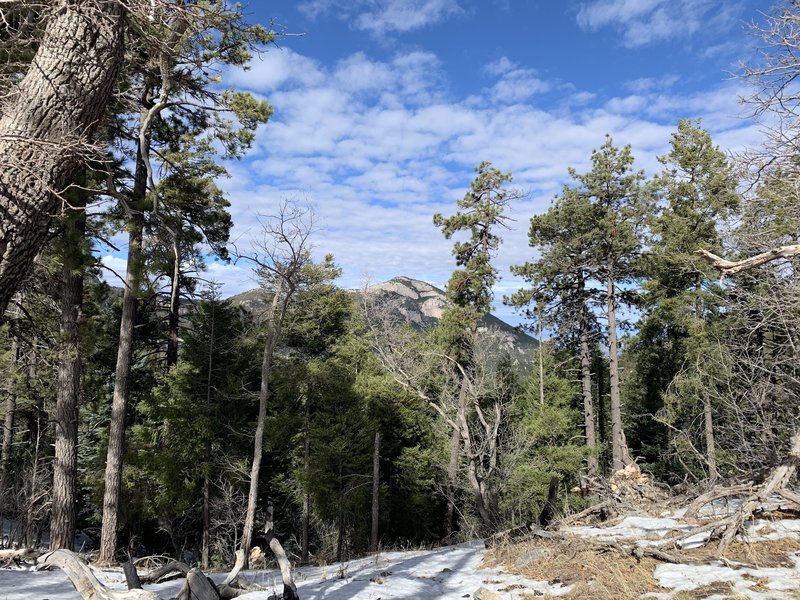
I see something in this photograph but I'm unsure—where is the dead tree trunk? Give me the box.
[242,279,286,562]
[0,1,125,316]
[262,504,299,600]
[39,550,161,600]
[166,230,182,367]
[370,430,380,552]
[51,200,86,550]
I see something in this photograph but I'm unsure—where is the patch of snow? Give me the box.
[0,541,569,599]
[655,555,800,599]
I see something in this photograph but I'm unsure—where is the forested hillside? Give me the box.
[2,1,800,599]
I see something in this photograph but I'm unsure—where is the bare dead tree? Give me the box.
[236,200,317,569]
[360,287,513,533]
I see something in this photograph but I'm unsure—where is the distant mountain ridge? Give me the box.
[229,275,538,373]
[362,276,538,372]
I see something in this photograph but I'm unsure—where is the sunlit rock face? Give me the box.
[363,277,538,374]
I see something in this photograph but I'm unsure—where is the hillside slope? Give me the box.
[230,276,538,372]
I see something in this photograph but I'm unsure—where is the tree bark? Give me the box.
[443,383,465,538]
[99,210,145,565]
[241,280,286,562]
[0,338,17,520]
[370,430,380,552]
[50,201,86,550]
[0,1,124,316]
[607,277,632,471]
[166,233,181,367]
[262,505,299,600]
[697,246,800,277]
[580,312,598,478]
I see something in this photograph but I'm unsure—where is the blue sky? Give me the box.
[103,0,769,325]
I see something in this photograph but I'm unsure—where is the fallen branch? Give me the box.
[0,547,40,567]
[138,560,190,584]
[37,550,161,600]
[675,432,800,557]
[557,500,615,526]
[696,245,800,276]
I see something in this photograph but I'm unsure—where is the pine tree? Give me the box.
[99,4,272,563]
[433,161,517,532]
[629,120,739,481]
[571,137,653,471]
[509,183,602,477]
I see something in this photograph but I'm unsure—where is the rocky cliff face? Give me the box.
[362,276,538,373]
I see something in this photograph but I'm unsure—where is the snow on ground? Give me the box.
[4,512,800,598]
[0,541,568,600]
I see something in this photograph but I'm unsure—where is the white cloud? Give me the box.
[576,0,744,47]
[208,47,762,322]
[356,0,462,35]
[298,0,462,35]
[483,56,515,77]
[222,49,324,92]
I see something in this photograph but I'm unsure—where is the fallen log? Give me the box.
[37,550,161,600]
[138,560,190,584]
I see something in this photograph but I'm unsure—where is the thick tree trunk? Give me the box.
[596,354,606,454]
[99,210,145,565]
[607,277,632,471]
[50,202,86,550]
[580,319,598,478]
[0,1,124,316]
[370,430,380,552]
[242,281,286,563]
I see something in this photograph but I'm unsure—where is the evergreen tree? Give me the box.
[580,137,653,471]
[628,120,740,481]
[433,161,517,532]
[99,4,272,563]
[508,182,602,477]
